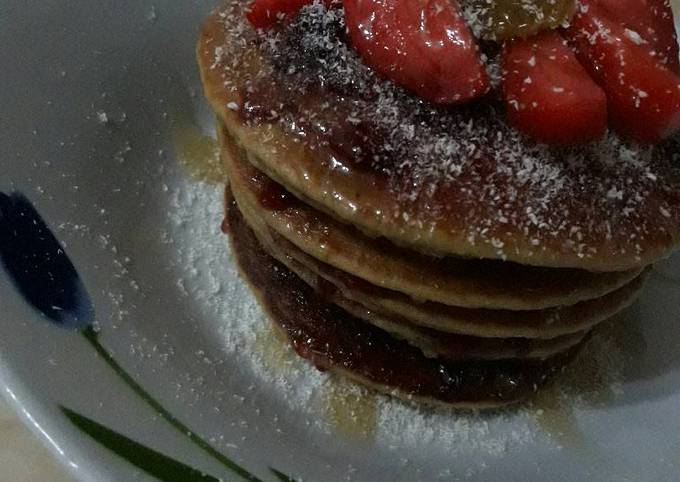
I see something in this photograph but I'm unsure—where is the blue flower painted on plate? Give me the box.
[0,191,93,328]
[0,191,293,481]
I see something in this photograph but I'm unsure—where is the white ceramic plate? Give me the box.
[1,2,680,481]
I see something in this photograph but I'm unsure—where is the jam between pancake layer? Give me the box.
[226,193,581,406]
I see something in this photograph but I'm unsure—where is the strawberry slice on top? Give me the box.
[588,0,679,73]
[343,0,490,104]
[501,31,608,144]
[567,0,680,143]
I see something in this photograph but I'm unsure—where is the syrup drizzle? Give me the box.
[173,123,225,184]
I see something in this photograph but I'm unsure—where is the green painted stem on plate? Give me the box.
[269,468,297,482]
[81,326,264,482]
[61,407,220,482]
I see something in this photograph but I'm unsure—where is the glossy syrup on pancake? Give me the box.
[226,194,580,406]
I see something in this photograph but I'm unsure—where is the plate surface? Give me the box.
[1,2,680,481]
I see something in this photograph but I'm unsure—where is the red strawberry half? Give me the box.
[567,0,680,143]
[588,0,679,73]
[501,31,608,144]
[343,0,490,104]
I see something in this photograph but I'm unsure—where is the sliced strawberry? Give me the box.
[588,0,679,72]
[343,0,490,104]
[246,0,336,29]
[501,31,607,144]
[567,1,680,143]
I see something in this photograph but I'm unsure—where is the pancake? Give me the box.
[241,214,588,360]
[236,185,648,339]
[219,124,643,310]
[304,292,587,362]
[226,192,580,408]
[291,281,588,361]
[198,2,680,271]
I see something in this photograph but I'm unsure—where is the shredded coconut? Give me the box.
[209,2,679,263]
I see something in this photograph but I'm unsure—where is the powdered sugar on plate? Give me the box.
[165,175,631,473]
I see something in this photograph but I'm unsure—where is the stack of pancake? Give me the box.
[197,2,680,408]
